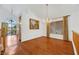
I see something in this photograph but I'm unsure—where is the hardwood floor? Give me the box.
[4,36,74,55]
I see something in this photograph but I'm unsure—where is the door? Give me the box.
[1,22,8,52]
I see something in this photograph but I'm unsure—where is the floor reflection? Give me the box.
[5,35,19,55]
[6,35,18,47]
[5,45,18,55]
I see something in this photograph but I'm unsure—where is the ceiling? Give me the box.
[0,4,79,19]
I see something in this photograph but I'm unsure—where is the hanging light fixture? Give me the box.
[46,4,50,38]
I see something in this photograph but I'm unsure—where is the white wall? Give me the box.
[68,11,79,40]
[0,5,46,42]
[68,11,79,55]
[21,10,46,42]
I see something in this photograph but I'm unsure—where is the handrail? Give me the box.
[72,31,79,35]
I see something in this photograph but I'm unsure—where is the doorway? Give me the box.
[0,19,21,54]
[6,20,19,47]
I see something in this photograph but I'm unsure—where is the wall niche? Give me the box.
[49,16,69,40]
[50,21,63,35]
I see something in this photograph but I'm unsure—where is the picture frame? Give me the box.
[29,18,39,29]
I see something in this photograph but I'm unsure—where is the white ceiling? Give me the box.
[0,4,79,19]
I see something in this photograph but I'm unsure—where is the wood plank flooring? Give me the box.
[4,36,74,55]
